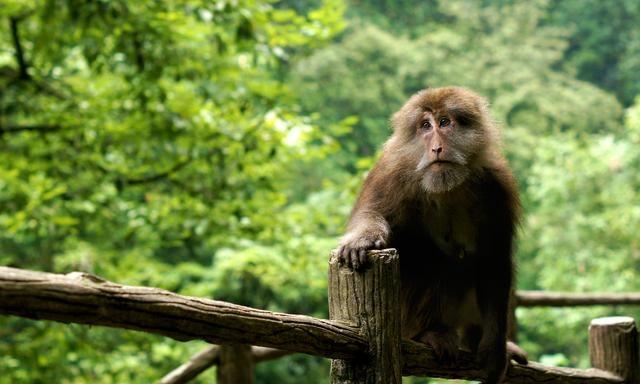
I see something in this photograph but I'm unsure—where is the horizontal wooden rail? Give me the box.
[0,264,634,383]
[516,291,640,307]
[0,266,366,359]
[401,339,624,383]
[161,339,626,383]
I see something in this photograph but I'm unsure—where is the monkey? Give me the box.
[337,87,527,383]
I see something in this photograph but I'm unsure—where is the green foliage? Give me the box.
[292,24,414,156]
[353,0,640,107]
[292,1,623,152]
[545,0,640,106]
[0,0,346,382]
[514,98,640,367]
[1,0,639,382]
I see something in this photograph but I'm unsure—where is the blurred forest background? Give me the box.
[1,0,639,383]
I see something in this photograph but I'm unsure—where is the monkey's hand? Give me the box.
[507,341,528,365]
[477,342,507,384]
[416,330,459,363]
[337,231,387,270]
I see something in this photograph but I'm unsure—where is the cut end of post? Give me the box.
[590,317,635,327]
[589,316,638,383]
[329,248,399,267]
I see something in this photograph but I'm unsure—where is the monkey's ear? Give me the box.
[390,109,409,132]
[391,91,426,133]
[390,109,419,139]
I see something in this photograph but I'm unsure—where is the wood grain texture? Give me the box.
[506,362,624,383]
[0,266,634,384]
[218,344,253,384]
[589,317,639,383]
[160,345,220,384]
[0,266,365,359]
[402,340,625,383]
[517,292,640,307]
[329,249,402,384]
[160,345,292,384]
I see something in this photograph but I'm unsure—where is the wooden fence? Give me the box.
[0,249,638,383]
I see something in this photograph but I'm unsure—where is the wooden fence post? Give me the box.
[328,249,402,384]
[589,316,639,383]
[217,344,253,384]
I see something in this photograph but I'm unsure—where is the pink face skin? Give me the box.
[412,109,473,194]
[417,110,457,169]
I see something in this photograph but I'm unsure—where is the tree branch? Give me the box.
[94,157,192,186]
[126,158,191,185]
[4,14,69,100]
[9,17,30,80]
[0,124,63,134]
[132,32,146,72]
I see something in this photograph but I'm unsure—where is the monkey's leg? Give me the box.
[460,325,482,354]
[462,326,527,370]
[476,276,511,383]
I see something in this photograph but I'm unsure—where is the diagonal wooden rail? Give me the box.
[0,266,365,359]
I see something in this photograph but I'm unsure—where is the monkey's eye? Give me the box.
[421,121,432,130]
[439,117,451,127]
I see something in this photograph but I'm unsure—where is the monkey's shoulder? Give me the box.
[476,165,521,224]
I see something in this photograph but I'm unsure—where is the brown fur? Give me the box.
[337,87,524,383]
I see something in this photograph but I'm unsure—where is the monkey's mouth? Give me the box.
[430,160,454,166]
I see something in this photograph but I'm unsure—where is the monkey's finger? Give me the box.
[342,248,351,268]
[341,247,350,264]
[358,249,367,269]
[337,246,346,264]
[350,249,359,270]
[374,239,384,249]
[342,248,350,267]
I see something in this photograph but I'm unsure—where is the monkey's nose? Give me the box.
[432,146,443,154]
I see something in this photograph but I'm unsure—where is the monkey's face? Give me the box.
[391,87,492,194]
[414,109,473,193]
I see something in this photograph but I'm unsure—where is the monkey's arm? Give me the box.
[338,211,389,269]
[337,163,397,270]
[475,170,520,383]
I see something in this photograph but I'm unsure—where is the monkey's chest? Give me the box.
[423,204,478,260]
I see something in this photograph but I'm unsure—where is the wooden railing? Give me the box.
[508,290,640,343]
[0,250,638,383]
[516,291,640,307]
